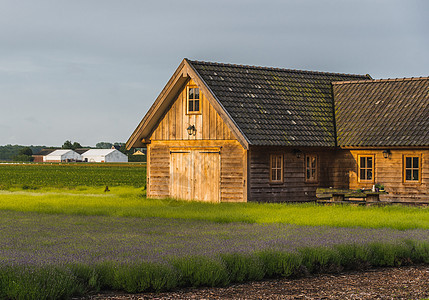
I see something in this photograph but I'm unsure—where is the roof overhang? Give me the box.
[126,59,249,150]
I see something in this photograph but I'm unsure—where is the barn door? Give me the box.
[170,149,220,202]
[170,151,192,200]
[194,150,220,202]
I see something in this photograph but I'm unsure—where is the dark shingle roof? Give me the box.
[33,149,56,156]
[188,60,369,147]
[334,77,429,147]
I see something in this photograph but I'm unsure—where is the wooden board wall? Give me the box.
[248,146,335,202]
[150,80,234,141]
[148,140,246,202]
[342,149,429,202]
[146,80,246,202]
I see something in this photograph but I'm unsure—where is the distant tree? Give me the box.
[62,140,82,150]
[72,142,82,150]
[0,145,45,161]
[13,154,33,162]
[62,140,73,149]
[119,144,127,154]
[96,142,113,149]
[19,147,33,156]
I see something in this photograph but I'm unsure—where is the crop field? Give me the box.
[0,164,428,299]
[0,163,146,188]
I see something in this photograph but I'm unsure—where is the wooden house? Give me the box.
[126,59,428,203]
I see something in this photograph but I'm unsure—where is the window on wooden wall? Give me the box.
[358,155,374,183]
[403,155,421,183]
[305,154,318,182]
[270,154,283,183]
[187,86,201,114]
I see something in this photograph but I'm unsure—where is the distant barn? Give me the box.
[43,150,82,162]
[81,149,128,163]
[33,149,56,162]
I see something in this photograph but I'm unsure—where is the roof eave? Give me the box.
[126,60,189,150]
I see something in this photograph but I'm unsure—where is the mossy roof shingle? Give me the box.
[188,60,369,147]
[333,77,429,147]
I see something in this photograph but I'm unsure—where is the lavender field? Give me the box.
[0,207,429,298]
[0,182,428,298]
[1,210,428,267]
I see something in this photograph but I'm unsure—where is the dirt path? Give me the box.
[81,265,429,299]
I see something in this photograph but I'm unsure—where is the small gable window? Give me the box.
[270,154,284,183]
[358,155,374,182]
[187,87,201,114]
[305,154,318,182]
[403,155,421,183]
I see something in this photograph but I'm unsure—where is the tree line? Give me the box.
[0,141,145,162]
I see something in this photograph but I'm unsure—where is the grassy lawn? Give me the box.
[0,187,428,230]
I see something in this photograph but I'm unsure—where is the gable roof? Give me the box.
[126,59,369,149]
[188,60,369,147]
[333,77,429,147]
[33,149,56,156]
[46,149,78,156]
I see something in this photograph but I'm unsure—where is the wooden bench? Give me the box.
[316,188,388,204]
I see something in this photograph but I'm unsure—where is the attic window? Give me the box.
[187,87,201,114]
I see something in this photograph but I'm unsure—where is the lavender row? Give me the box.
[1,211,428,267]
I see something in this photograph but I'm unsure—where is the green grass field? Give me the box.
[0,163,428,299]
[0,187,428,230]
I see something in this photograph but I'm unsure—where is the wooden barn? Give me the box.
[126,59,428,203]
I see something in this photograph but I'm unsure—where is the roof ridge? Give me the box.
[332,76,429,85]
[186,58,367,78]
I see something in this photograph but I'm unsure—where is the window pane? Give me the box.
[188,100,194,112]
[360,169,366,180]
[194,100,199,112]
[277,156,282,167]
[311,157,316,168]
[413,157,419,169]
[360,157,366,168]
[272,169,276,180]
[406,157,411,168]
[306,169,310,179]
[277,169,281,181]
[311,169,316,179]
[189,88,194,100]
[367,157,372,168]
[412,170,419,181]
[195,88,199,99]
[367,170,372,180]
[406,170,412,181]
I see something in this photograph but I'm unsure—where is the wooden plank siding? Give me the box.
[337,149,429,203]
[146,80,246,202]
[248,146,335,202]
[150,80,235,141]
[148,140,245,202]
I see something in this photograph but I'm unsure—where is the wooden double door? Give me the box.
[170,148,220,202]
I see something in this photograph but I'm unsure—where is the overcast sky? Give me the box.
[1,0,428,147]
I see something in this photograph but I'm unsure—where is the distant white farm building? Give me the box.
[43,150,82,162]
[81,149,128,163]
